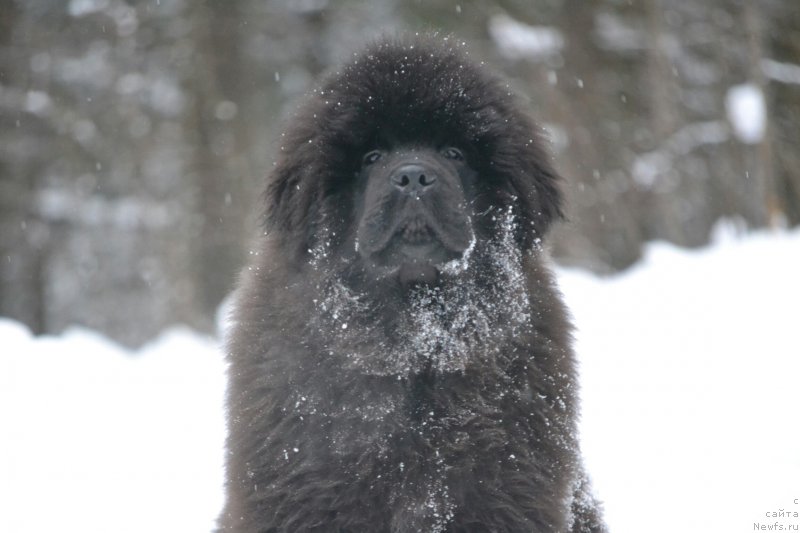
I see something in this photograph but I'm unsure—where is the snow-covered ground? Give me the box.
[2,224,799,532]
[562,224,800,532]
[0,326,227,533]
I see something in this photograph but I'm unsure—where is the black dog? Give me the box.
[219,36,607,533]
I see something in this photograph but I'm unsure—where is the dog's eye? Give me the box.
[442,147,464,161]
[363,150,382,166]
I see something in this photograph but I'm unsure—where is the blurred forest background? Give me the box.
[1,0,798,347]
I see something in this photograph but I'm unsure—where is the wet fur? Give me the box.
[219,36,607,532]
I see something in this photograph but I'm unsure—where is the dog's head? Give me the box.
[264,36,563,287]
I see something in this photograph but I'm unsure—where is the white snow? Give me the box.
[68,0,110,18]
[561,222,800,532]
[762,58,800,86]
[488,14,564,61]
[593,12,646,52]
[2,222,799,532]
[726,83,767,144]
[0,326,227,533]
[23,91,53,116]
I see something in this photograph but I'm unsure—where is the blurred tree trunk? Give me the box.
[0,2,72,336]
[767,0,800,225]
[742,0,777,225]
[0,2,211,345]
[0,0,46,333]
[187,2,252,317]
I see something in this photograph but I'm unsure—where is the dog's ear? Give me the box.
[264,110,357,260]
[472,108,564,250]
[503,127,564,245]
[265,148,315,238]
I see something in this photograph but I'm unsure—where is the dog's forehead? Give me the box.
[373,126,456,149]
[334,44,476,111]
[307,39,514,156]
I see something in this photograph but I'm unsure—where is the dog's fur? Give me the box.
[219,36,607,532]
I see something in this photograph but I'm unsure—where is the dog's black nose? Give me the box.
[390,164,437,194]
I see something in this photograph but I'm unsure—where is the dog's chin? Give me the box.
[365,238,465,287]
[397,261,440,287]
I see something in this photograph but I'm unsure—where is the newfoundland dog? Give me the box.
[219,36,607,533]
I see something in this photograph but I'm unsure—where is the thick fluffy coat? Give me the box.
[219,37,606,533]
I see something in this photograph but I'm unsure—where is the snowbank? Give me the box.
[561,224,800,532]
[2,223,799,532]
[0,324,227,533]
